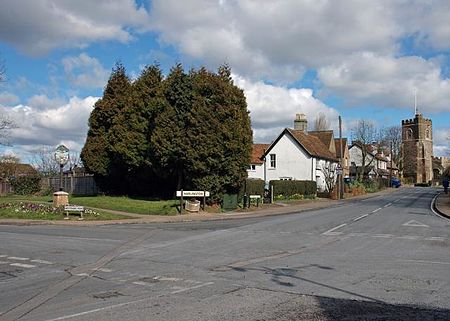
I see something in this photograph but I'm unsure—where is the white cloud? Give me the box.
[0,0,151,56]
[0,96,99,160]
[233,74,339,143]
[318,52,450,113]
[434,127,450,157]
[150,0,400,82]
[62,53,109,88]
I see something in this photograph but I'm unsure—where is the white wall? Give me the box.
[265,134,314,183]
[247,163,264,180]
[349,145,374,167]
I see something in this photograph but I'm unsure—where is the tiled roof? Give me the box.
[308,130,334,148]
[287,129,338,161]
[251,144,270,164]
[334,138,348,158]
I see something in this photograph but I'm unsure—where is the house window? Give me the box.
[270,154,276,168]
[248,164,256,171]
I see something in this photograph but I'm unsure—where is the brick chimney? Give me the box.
[294,113,308,133]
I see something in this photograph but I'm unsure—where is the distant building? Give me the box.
[401,113,433,183]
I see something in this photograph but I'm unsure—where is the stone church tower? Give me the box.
[401,113,433,183]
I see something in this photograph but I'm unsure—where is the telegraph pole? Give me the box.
[339,116,344,199]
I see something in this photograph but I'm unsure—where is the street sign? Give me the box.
[176,191,210,197]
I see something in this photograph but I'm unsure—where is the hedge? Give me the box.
[238,179,265,201]
[10,175,42,195]
[270,180,317,197]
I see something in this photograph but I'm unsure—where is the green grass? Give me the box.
[0,194,179,219]
[0,202,129,221]
[70,196,179,215]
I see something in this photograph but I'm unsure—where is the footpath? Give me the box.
[0,188,449,226]
[435,191,450,219]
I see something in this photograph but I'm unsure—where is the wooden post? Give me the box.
[180,189,183,215]
[203,190,206,211]
[270,185,274,204]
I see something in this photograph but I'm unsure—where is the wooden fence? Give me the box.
[0,182,12,195]
[45,176,99,196]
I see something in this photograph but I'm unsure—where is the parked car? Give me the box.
[391,178,401,188]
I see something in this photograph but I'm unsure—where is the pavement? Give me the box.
[434,189,450,219]
[2,187,437,226]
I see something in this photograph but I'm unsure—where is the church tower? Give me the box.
[401,113,433,184]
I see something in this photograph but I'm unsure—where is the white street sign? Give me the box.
[176,191,210,197]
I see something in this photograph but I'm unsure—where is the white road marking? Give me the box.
[323,231,343,236]
[0,261,9,264]
[396,235,419,240]
[7,256,29,261]
[402,259,450,266]
[171,282,214,294]
[96,268,112,272]
[372,208,382,213]
[154,276,183,282]
[30,259,53,265]
[322,223,347,235]
[402,220,429,227]
[10,263,35,268]
[0,255,7,258]
[348,233,368,237]
[383,203,392,208]
[424,237,446,241]
[74,273,89,277]
[353,214,368,221]
[132,281,149,286]
[371,234,394,238]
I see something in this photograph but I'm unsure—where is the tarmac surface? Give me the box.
[0,186,449,226]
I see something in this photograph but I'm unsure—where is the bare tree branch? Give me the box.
[351,119,378,180]
[30,146,61,177]
[0,115,17,146]
[314,112,330,131]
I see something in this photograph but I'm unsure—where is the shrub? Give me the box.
[238,179,265,201]
[10,175,42,195]
[270,180,317,198]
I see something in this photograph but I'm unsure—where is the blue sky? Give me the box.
[0,0,449,163]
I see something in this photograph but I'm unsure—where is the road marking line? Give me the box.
[0,255,7,258]
[8,256,29,261]
[0,261,9,264]
[10,263,35,268]
[383,203,392,208]
[96,268,112,272]
[397,235,418,240]
[372,208,382,213]
[30,259,53,265]
[424,237,445,241]
[371,234,394,238]
[353,214,369,221]
[74,273,89,277]
[171,282,214,294]
[154,276,183,282]
[348,233,368,237]
[322,224,347,235]
[402,220,429,227]
[132,281,149,286]
[402,259,450,265]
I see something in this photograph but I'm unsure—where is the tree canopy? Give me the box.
[81,63,252,200]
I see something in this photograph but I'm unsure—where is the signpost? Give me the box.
[176,190,210,214]
[54,145,69,191]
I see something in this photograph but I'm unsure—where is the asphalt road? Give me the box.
[0,187,449,321]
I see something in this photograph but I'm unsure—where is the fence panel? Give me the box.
[47,176,99,196]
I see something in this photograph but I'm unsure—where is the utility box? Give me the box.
[53,191,69,207]
[222,193,238,211]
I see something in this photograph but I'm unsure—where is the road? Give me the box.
[0,187,449,320]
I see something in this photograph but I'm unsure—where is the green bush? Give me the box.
[10,175,42,195]
[270,180,317,198]
[238,179,265,201]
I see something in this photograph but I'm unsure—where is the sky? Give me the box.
[0,0,449,163]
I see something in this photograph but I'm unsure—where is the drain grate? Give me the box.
[92,290,124,299]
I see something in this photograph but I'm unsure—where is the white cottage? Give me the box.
[253,125,339,192]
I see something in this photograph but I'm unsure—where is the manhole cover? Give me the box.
[92,291,123,299]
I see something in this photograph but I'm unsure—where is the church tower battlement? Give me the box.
[401,113,433,184]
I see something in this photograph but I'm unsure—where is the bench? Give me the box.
[64,205,85,220]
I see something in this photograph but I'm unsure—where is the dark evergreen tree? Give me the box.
[81,62,131,192]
